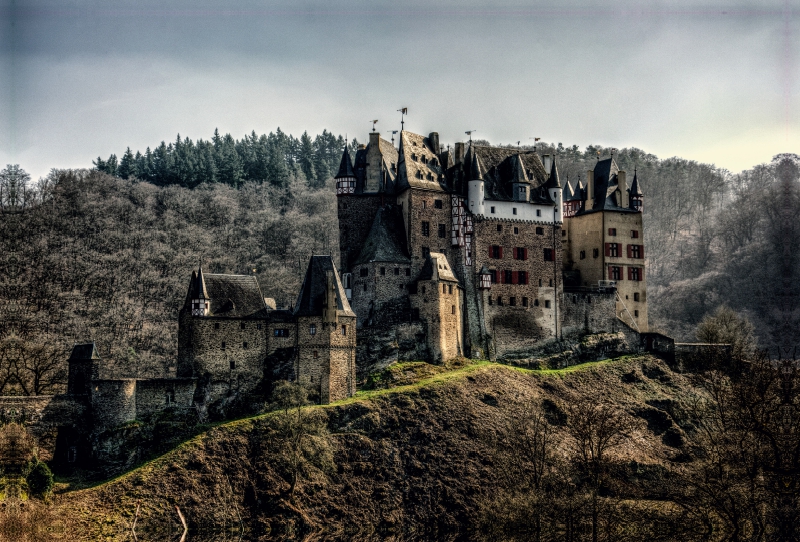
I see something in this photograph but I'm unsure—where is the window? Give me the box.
[274,328,289,337]
[434,199,443,209]
[631,230,639,238]
[490,206,496,214]
[229,360,235,370]
[505,270,513,284]
[240,322,246,330]
[313,350,319,358]
[489,270,498,284]
[536,227,544,235]
[497,296,503,306]
[448,284,453,294]
[629,244,643,259]
[522,297,528,307]
[214,322,220,330]
[562,230,567,236]
[309,324,316,335]
[221,341,226,350]
[633,292,640,302]
[488,296,493,306]
[341,325,347,336]
[360,268,368,277]
[438,224,447,238]
[549,279,553,287]
[543,248,554,261]
[518,271,528,284]
[490,245,502,259]
[514,227,519,234]
[593,248,599,258]
[545,300,551,308]
[243,342,248,349]
[534,299,540,306]
[513,247,528,260]
[380,267,386,275]
[634,310,639,317]
[539,279,543,287]
[363,283,367,291]
[422,286,426,294]
[443,284,447,294]
[536,209,541,217]
[497,224,503,232]
[513,207,518,215]
[580,250,586,260]
[629,267,642,281]
[609,266,622,280]
[605,243,620,257]
[422,200,427,209]
[394,267,400,275]
[421,222,430,236]
[451,305,456,314]
[399,283,404,290]
[510,296,517,306]
[406,268,411,276]
[608,228,617,236]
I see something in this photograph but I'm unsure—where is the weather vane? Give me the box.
[398,108,408,130]
[465,130,476,143]
[387,130,398,145]
[371,120,378,132]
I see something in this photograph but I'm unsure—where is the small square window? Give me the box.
[394,268,400,275]
[536,209,541,217]
[510,296,516,306]
[497,224,502,232]
[634,292,640,302]
[214,322,220,330]
[545,300,551,308]
[514,227,519,234]
[536,227,544,235]
[434,199,443,209]
[381,267,386,276]
[512,208,517,215]
[230,360,235,370]
[608,228,617,236]
[522,297,528,307]
[490,206,496,213]
[309,324,316,335]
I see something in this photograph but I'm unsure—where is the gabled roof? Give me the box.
[417,252,459,283]
[588,157,625,211]
[395,130,447,193]
[353,205,410,266]
[203,274,268,318]
[464,146,549,202]
[294,256,355,318]
[511,154,530,184]
[69,342,100,361]
[544,156,561,189]
[190,268,209,299]
[563,177,576,200]
[334,146,356,179]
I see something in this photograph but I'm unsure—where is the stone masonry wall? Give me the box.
[471,216,564,358]
[562,288,618,336]
[338,194,381,272]
[92,379,137,431]
[296,316,356,403]
[134,378,196,418]
[351,261,412,328]
[413,279,463,362]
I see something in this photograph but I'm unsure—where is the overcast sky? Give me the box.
[2,0,797,180]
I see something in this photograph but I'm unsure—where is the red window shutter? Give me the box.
[512,271,518,284]
[608,266,613,280]
[605,243,610,257]
[513,247,518,260]
[499,246,503,259]
[523,248,528,260]
[489,246,493,258]
[640,245,644,259]
[627,267,632,280]
[640,267,645,281]
[627,244,632,258]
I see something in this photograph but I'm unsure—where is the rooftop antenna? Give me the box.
[398,108,407,130]
[465,130,476,144]
[372,120,378,133]
[387,130,398,145]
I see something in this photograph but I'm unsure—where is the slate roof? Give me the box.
[563,178,576,200]
[457,145,550,203]
[69,343,100,361]
[294,256,356,318]
[544,156,562,189]
[417,252,459,283]
[583,157,631,212]
[353,205,410,266]
[204,274,268,318]
[334,146,356,179]
[396,131,447,193]
[629,170,643,196]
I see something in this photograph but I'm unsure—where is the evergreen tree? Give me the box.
[117,147,135,180]
[298,131,316,184]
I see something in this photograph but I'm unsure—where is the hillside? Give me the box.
[34,355,715,541]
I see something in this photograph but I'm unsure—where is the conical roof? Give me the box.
[334,146,356,179]
[294,256,355,318]
[470,150,485,180]
[353,206,410,266]
[563,177,576,200]
[69,342,101,361]
[629,169,643,196]
[544,155,561,189]
[191,267,209,299]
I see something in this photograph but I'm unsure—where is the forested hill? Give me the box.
[1,133,797,396]
[92,129,359,189]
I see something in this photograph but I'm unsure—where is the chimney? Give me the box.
[586,169,594,210]
[369,131,380,149]
[455,142,465,165]
[617,171,628,207]
[543,154,552,174]
[428,132,439,154]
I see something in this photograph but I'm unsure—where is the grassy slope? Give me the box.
[47,355,701,540]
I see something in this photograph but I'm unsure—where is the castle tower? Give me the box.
[629,169,643,211]
[545,155,563,223]
[67,342,101,397]
[511,154,531,202]
[335,144,356,195]
[467,150,486,216]
[190,267,209,317]
[294,256,357,404]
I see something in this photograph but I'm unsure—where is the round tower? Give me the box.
[545,156,563,223]
[467,151,485,216]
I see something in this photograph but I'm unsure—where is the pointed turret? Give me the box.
[467,148,487,215]
[511,154,530,202]
[544,155,561,189]
[563,177,575,200]
[335,145,356,195]
[629,169,644,211]
[190,266,209,316]
[470,150,485,181]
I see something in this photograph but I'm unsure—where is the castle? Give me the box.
[4,129,657,472]
[335,129,647,363]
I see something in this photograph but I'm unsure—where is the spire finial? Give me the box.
[398,108,407,130]
[371,120,378,132]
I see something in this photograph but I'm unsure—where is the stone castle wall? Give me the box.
[338,194,381,271]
